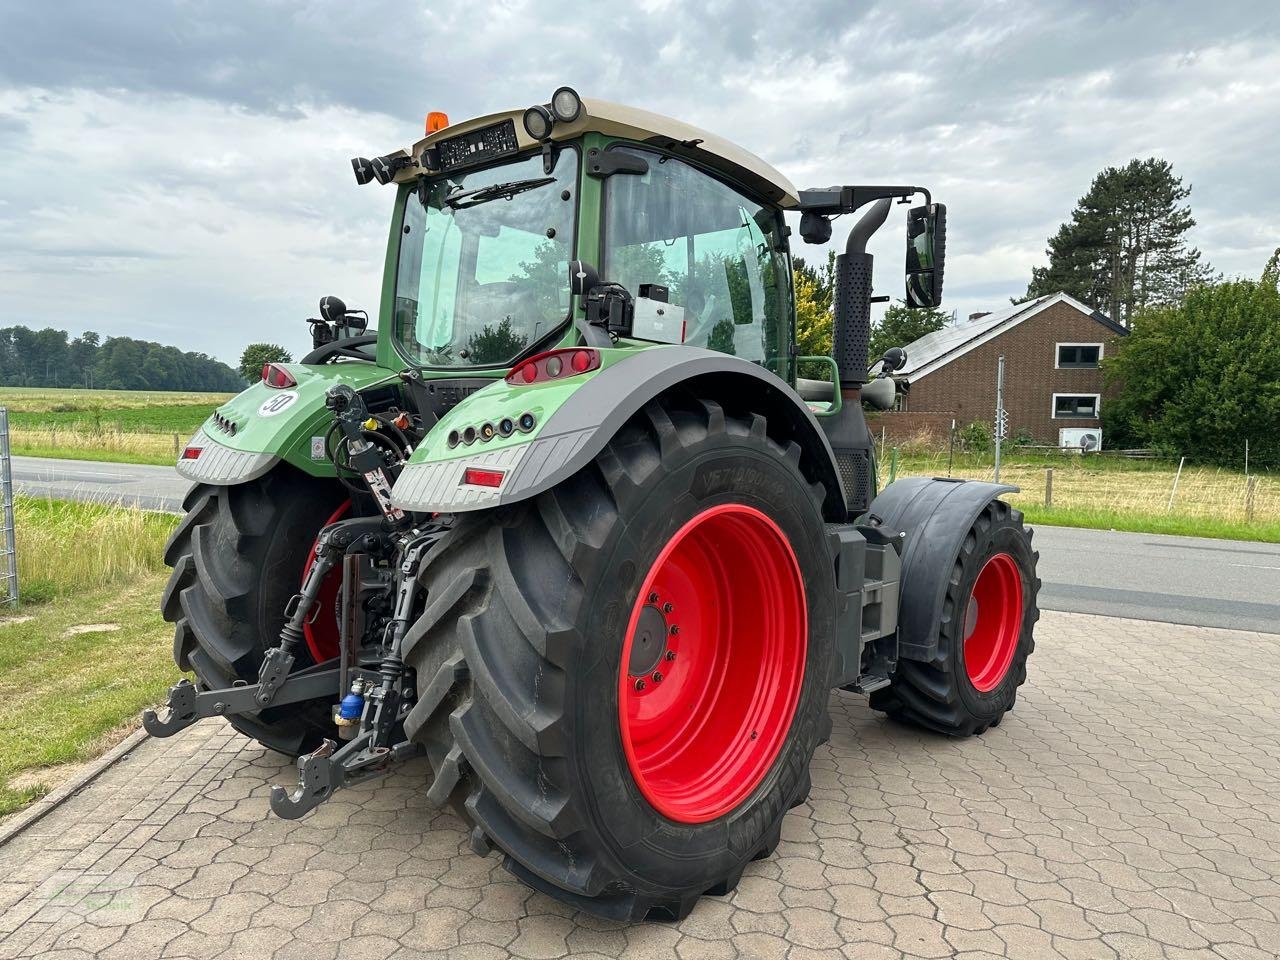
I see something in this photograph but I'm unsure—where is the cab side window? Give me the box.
[602,147,789,371]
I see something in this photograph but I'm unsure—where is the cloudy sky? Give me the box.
[2,1,1278,364]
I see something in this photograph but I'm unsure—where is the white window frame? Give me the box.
[1055,342,1104,369]
[1051,392,1101,420]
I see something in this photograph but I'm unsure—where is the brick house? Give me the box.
[875,292,1128,447]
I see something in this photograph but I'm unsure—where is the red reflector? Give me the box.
[181,447,202,460]
[262,363,297,389]
[461,467,505,488]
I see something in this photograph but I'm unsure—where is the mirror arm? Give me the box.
[796,184,930,216]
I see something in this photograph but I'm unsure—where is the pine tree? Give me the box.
[1025,159,1214,326]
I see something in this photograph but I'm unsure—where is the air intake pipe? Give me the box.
[821,197,892,517]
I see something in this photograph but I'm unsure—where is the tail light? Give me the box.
[506,348,601,386]
[461,467,505,488]
[181,446,202,460]
[262,363,296,389]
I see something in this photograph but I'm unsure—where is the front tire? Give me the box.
[870,499,1040,736]
[402,395,835,920]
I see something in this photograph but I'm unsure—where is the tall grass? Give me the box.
[10,426,183,465]
[13,496,178,603]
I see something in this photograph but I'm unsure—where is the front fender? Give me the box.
[391,346,846,517]
[868,477,1017,662]
[176,362,397,485]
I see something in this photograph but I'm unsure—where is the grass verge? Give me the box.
[0,576,175,816]
[0,497,181,816]
[1018,504,1280,543]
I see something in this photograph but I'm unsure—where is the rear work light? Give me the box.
[506,348,601,386]
[262,363,297,388]
[461,467,505,488]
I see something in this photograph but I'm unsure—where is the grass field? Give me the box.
[0,497,180,816]
[0,386,232,465]
[887,448,1280,541]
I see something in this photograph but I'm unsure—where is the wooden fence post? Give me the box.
[1246,475,1257,523]
[1044,468,1053,509]
[173,433,180,459]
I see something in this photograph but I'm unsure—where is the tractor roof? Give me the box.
[395,97,800,208]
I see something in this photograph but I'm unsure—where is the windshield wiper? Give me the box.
[444,176,555,209]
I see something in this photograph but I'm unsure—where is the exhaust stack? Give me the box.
[823,198,892,516]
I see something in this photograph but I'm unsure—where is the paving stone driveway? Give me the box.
[2,610,1278,960]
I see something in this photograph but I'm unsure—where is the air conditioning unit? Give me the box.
[1059,427,1102,452]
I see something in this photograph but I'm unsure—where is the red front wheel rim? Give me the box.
[618,504,807,824]
[963,552,1024,692]
[301,499,351,663]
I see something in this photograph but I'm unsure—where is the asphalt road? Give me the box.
[11,455,192,513]
[12,456,1280,633]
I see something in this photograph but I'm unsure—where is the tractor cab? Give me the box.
[354,90,806,381]
[341,88,945,515]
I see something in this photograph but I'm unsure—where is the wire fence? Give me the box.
[881,444,1280,527]
[0,409,19,604]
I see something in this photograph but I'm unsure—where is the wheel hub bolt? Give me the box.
[662,602,674,613]
[669,624,679,636]
[648,592,659,603]
[665,650,676,661]
[634,678,646,691]
[651,671,663,683]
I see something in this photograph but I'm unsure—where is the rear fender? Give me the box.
[177,362,398,485]
[868,477,1017,662]
[391,346,847,520]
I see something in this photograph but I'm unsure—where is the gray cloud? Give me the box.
[2,0,1278,361]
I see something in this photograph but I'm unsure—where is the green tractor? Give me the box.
[146,88,1039,921]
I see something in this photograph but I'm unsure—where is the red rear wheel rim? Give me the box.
[963,552,1024,692]
[302,499,351,663]
[618,504,807,824]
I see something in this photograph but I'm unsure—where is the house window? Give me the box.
[1056,343,1102,368]
[1052,394,1100,419]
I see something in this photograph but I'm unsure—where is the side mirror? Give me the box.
[880,346,907,374]
[905,203,946,309]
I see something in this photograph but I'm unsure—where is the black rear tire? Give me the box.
[402,394,835,920]
[870,500,1040,736]
[161,469,346,756]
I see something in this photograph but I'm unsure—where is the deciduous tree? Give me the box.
[238,343,292,384]
[1103,274,1280,466]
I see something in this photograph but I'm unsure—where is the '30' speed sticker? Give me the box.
[257,391,299,417]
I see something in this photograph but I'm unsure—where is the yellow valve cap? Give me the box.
[363,418,379,430]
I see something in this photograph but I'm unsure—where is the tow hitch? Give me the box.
[142,664,342,738]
